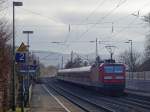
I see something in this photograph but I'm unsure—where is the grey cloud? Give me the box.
[13,0,150,55]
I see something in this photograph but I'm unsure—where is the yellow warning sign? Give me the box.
[17,42,28,52]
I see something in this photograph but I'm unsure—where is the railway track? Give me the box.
[45,81,115,112]
[126,91,150,102]
[43,78,150,112]
[52,84,145,112]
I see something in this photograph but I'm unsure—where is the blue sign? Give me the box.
[16,52,26,63]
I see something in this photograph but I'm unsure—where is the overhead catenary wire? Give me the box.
[106,0,150,37]
[20,8,66,25]
[62,0,106,45]
[108,3,150,39]
[66,0,149,27]
[16,1,150,29]
[112,0,150,23]
[18,8,72,51]
[111,15,139,38]
[18,1,147,39]
[65,0,125,47]
[88,0,150,41]
[15,0,149,55]
[17,3,87,46]
[80,0,106,23]
[75,0,150,42]
[76,0,128,40]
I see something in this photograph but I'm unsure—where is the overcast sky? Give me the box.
[8,0,150,56]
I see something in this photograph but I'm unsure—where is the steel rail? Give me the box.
[54,79,150,112]
[42,78,150,112]
[46,82,115,112]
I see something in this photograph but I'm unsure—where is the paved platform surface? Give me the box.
[30,84,68,112]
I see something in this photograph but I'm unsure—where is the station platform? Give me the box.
[30,84,70,112]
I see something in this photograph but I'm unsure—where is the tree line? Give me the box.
[0,0,13,111]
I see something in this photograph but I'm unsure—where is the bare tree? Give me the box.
[144,13,150,60]
[118,50,141,71]
[65,61,73,69]
[65,57,84,68]
[0,0,12,111]
[145,34,150,59]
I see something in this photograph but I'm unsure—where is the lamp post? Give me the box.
[22,30,33,102]
[125,40,133,79]
[12,2,23,111]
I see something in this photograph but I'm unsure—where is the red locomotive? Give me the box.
[57,60,126,94]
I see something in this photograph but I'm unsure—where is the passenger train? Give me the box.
[57,60,126,94]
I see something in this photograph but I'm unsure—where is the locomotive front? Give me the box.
[99,63,125,93]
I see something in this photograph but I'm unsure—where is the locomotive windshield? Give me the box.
[104,66,124,73]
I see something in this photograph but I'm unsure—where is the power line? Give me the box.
[63,0,103,44]
[75,0,150,40]
[105,1,150,40]
[112,0,150,23]
[81,0,106,23]
[111,17,139,38]
[65,0,126,45]
[76,0,150,41]
[77,0,127,40]
[20,8,65,25]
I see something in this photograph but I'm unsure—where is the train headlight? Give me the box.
[116,76,124,79]
[104,76,112,79]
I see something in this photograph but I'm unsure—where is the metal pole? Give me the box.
[12,2,23,110]
[111,53,113,60]
[27,33,30,90]
[96,38,98,58]
[27,33,29,51]
[21,75,24,112]
[130,40,133,79]
[37,57,40,79]
[71,51,73,63]
[23,31,33,100]
[61,56,63,69]
[12,3,16,111]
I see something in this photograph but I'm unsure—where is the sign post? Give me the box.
[16,42,27,112]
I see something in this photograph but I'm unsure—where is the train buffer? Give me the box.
[30,84,70,112]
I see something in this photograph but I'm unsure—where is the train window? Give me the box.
[104,66,113,73]
[104,66,124,73]
[114,66,123,73]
